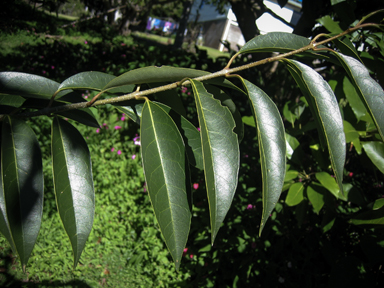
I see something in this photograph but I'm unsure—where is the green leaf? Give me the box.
[1,116,43,271]
[315,172,342,199]
[284,170,298,182]
[285,182,304,206]
[103,66,241,93]
[140,100,191,270]
[286,133,300,159]
[307,184,325,214]
[343,120,360,143]
[350,205,384,227]
[58,71,116,92]
[333,37,362,62]
[343,76,366,121]
[205,84,244,142]
[190,79,239,244]
[362,141,384,174]
[239,79,286,235]
[147,82,187,118]
[334,53,384,141]
[242,116,256,127]
[317,15,343,34]
[0,94,26,108]
[58,108,100,128]
[240,32,311,54]
[114,101,144,124]
[331,0,346,5]
[0,71,66,100]
[51,117,95,268]
[285,59,346,194]
[0,137,17,253]
[152,102,203,170]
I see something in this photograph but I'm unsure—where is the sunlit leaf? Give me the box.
[317,15,343,34]
[51,117,95,268]
[1,116,43,271]
[190,79,239,244]
[334,53,384,141]
[315,172,343,199]
[362,141,384,174]
[140,100,191,270]
[343,120,360,143]
[0,71,67,99]
[239,78,286,235]
[285,182,304,206]
[307,184,326,214]
[285,59,346,194]
[284,170,298,182]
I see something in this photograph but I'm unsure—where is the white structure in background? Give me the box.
[189,0,302,52]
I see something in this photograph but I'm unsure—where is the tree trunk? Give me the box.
[173,0,193,49]
[229,0,265,42]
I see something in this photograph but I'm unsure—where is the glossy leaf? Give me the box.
[51,117,95,268]
[190,79,239,244]
[285,59,346,194]
[140,100,191,270]
[362,141,384,174]
[334,53,384,141]
[239,79,286,235]
[343,120,360,143]
[1,116,43,271]
[103,66,242,93]
[307,184,325,214]
[285,182,304,206]
[286,133,299,159]
[0,71,66,99]
[284,170,298,182]
[58,71,116,92]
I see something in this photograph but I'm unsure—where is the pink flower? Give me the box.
[121,43,126,46]
[183,248,188,256]
[121,116,125,121]
[111,147,115,152]
[131,154,136,160]
[181,87,187,93]
[133,134,141,146]
[84,41,88,44]
[349,172,353,177]
[193,183,199,190]
[117,150,122,155]
[187,92,191,95]
[189,254,194,259]
[114,125,122,130]
[42,70,46,74]
[197,127,201,132]
[96,128,100,133]
[246,204,254,210]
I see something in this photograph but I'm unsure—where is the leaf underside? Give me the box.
[140,100,191,270]
[51,117,95,268]
[190,79,239,244]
